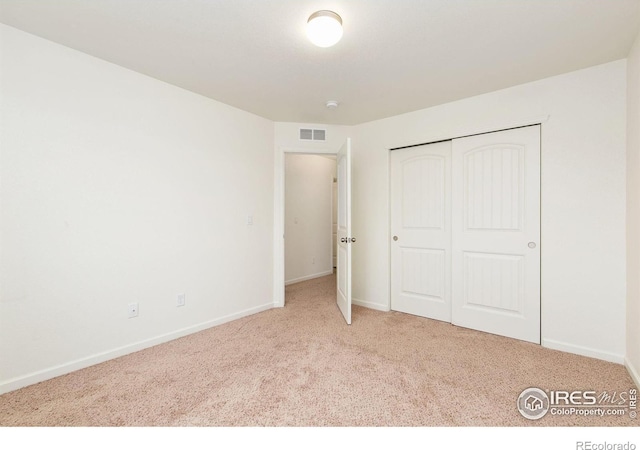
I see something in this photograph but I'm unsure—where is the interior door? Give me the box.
[390,141,452,321]
[451,125,541,343]
[336,138,352,324]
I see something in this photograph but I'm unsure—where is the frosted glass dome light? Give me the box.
[307,10,343,48]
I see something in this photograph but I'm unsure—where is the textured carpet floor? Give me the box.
[0,274,637,426]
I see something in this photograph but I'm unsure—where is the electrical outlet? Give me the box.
[128,302,139,318]
[247,215,253,226]
[177,293,185,307]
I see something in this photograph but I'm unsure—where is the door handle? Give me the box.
[528,242,537,249]
[393,236,398,241]
[341,238,347,243]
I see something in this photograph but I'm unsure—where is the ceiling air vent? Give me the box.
[299,128,326,141]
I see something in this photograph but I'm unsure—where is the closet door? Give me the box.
[390,141,452,322]
[451,126,540,343]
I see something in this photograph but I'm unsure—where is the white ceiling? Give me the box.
[1,0,639,125]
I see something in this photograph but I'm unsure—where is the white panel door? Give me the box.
[451,126,540,343]
[336,139,352,325]
[390,141,452,321]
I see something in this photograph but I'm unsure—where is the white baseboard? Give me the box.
[353,297,390,312]
[285,270,333,286]
[625,357,640,389]
[542,339,624,364]
[0,302,273,395]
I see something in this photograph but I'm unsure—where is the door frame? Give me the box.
[274,146,338,307]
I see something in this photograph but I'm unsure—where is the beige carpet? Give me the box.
[0,274,637,426]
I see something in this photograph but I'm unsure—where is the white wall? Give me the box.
[284,155,335,284]
[0,25,275,393]
[351,60,628,363]
[626,28,640,387]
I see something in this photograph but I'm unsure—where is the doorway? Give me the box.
[274,139,353,324]
[284,153,336,286]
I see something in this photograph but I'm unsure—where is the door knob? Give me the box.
[528,242,537,249]
[341,238,347,243]
[350,237,356,243]
[393,236,398,241]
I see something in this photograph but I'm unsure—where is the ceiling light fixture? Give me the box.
[326,100,339,110]
[306,10,343,48]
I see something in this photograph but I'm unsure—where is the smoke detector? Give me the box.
[326,100,339,110]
